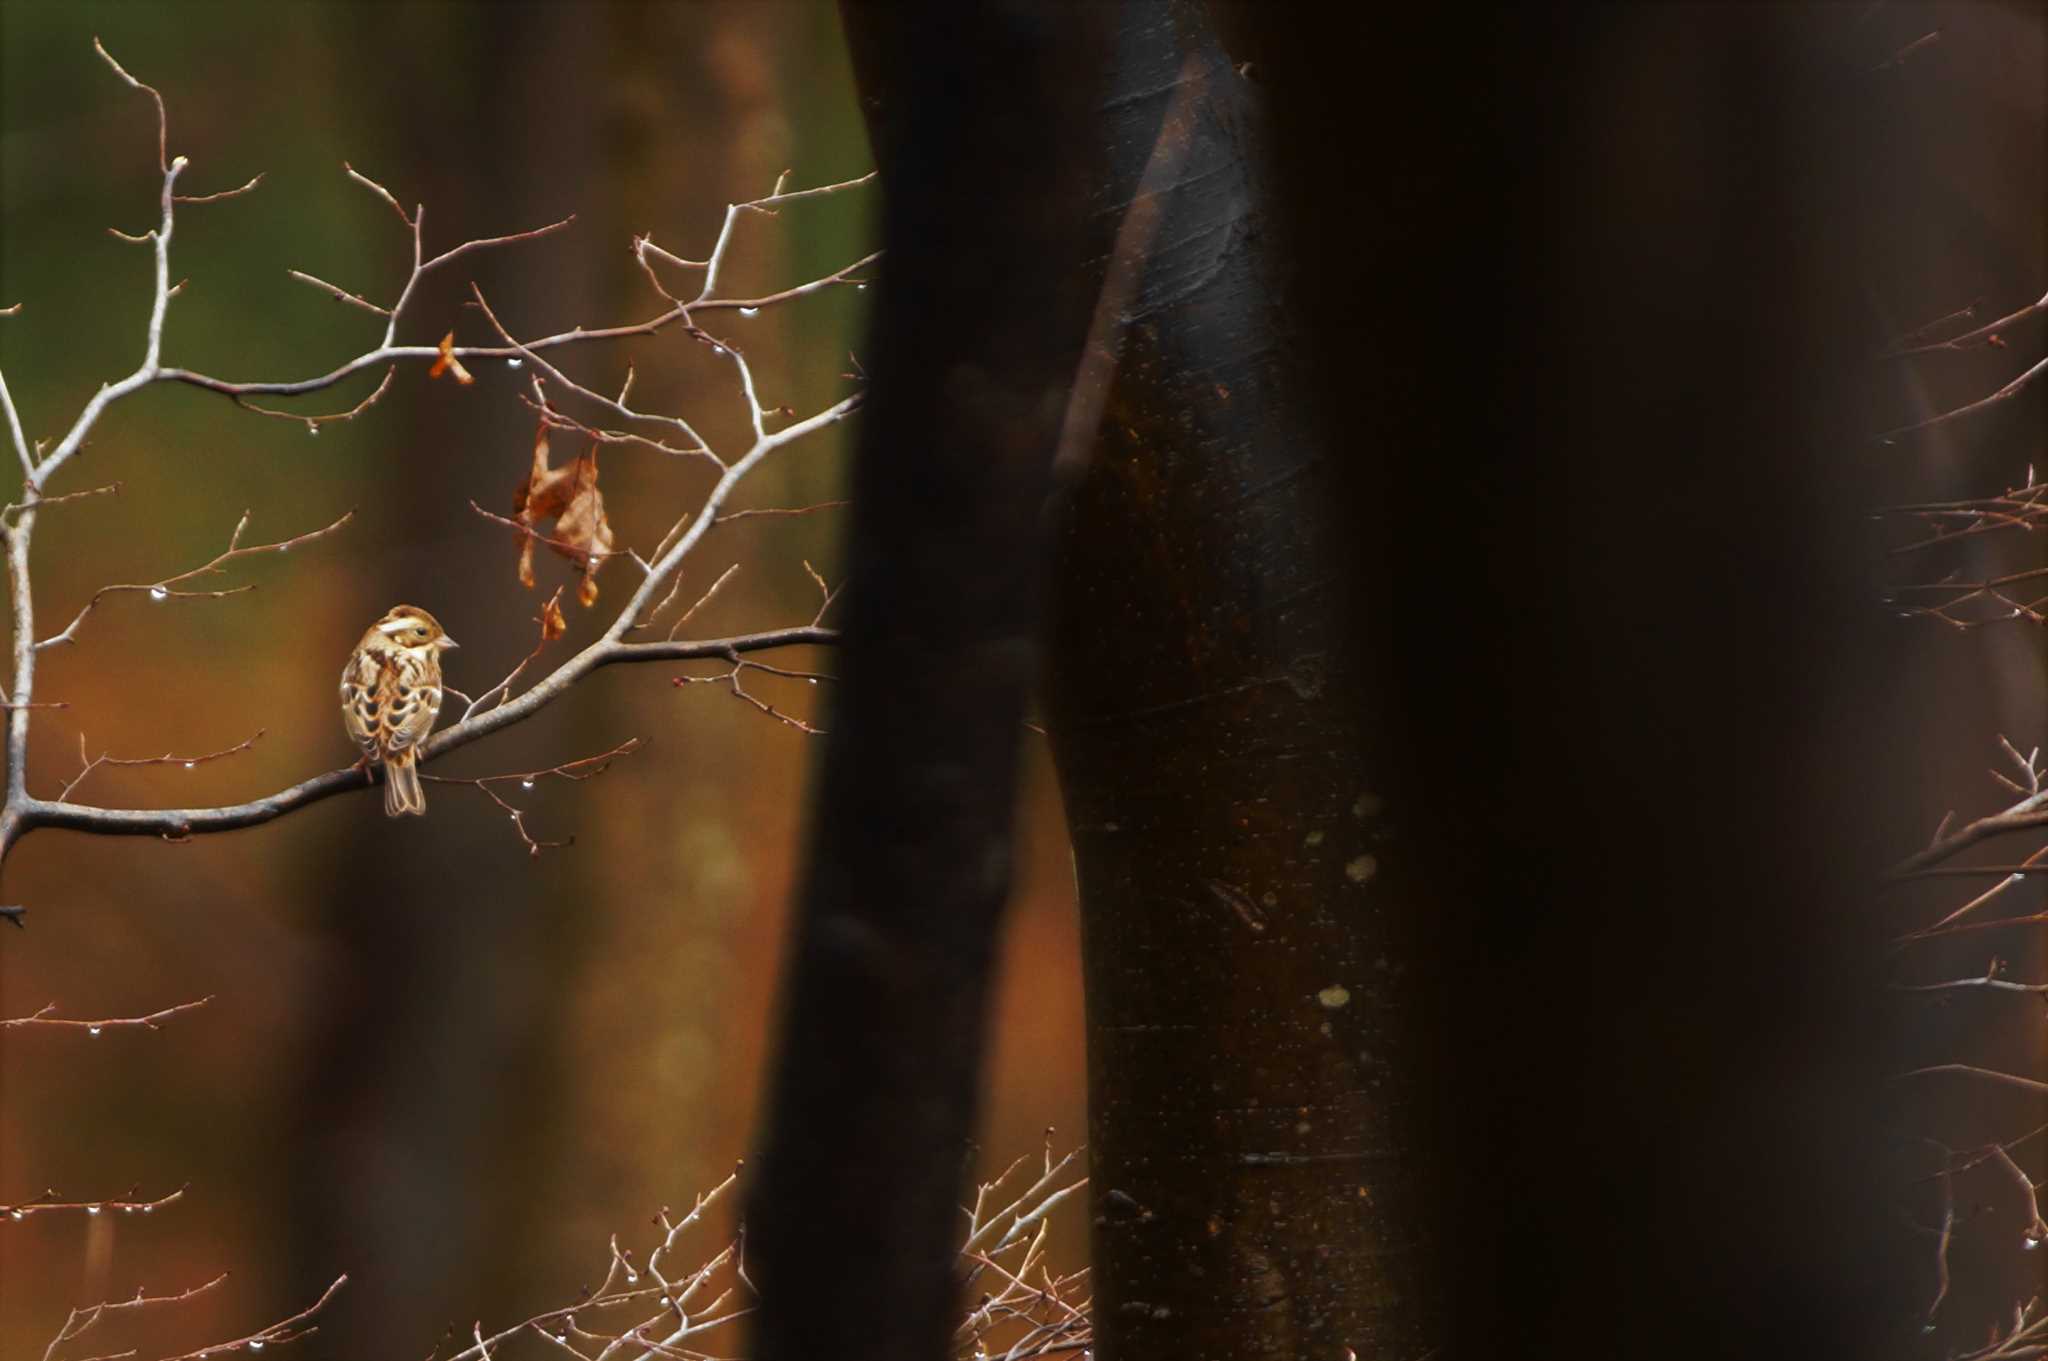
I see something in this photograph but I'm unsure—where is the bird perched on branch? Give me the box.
[340,604,459,816]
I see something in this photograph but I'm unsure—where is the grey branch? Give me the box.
[17,627,834,839]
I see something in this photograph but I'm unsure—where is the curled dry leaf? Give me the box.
[540,591,567,641]
[429,330,474,385]
[511,405,615,605]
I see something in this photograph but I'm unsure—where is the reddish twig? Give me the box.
[423,737,644,857]
[41,1273,227,1361]
[59,731,263,803]
[3,1182,186,1223]
[1,995,212,1033]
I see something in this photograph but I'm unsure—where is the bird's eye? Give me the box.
[414,627,429,640]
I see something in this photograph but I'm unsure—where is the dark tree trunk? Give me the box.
[1051,3,1935,1359]
[1043,7,1437,1359]
[764,6,1924,1360]
[744,7,1111,1360]
[1249,5,1920,1359]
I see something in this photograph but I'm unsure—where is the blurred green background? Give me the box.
[0,3,1085,1354]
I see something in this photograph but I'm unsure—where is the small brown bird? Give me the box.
[340,604,459,816]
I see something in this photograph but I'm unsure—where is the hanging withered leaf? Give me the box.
[512,406,615,606]
[429,330,474,385]
[540,591,567,641]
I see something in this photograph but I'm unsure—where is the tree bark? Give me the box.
[744,7,1111,1360]
[1249,5,1918,1358]
[1043,8,1436,1360]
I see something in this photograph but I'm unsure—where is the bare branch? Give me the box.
[42,1274,227,1361]
[59,729,264,803]
[711,499,848,527]
[153,1275,347,1361]
[471,286,713,458]
[421,215,577,276]
[91,37,166,174]
[1891,736,2048,876]
[0,369,33,481]
[37,510,353,650]
[674,660,825,736]
[1896,1064,2048,1098]
[342,161,411,225]
[235,365,395,431]
[1,995,212,1032]
[1887,477,2048,555]
[516,389,713,462]
[286,268,391,317]
[1871,28,1943,73]
[18,628,836,840]
[4,1183,186,1222]
[457,586,570,722]
[153,237,877,407]
[1879,352,2048,443]
[173,172,264,205]
[1888,287,2048,357]
[7,481,123,518]
[656,562,738,638]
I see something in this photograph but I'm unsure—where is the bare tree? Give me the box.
[0,31,845,1354]
[5,32,1106,1361]
[0,39,872,922]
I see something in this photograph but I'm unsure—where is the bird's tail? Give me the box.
[383,750,426,817]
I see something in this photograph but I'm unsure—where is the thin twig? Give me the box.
[236,365,395,431]
[0,995,211,1032]
[36,511,352,650]
[4,1183,186,1222]
[423,737,643,857]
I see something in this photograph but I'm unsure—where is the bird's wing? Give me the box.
[340,645,384,756]
[375,650,442,754]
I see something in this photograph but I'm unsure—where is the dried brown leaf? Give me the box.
[429,330,474,385]
[511,405,615,606]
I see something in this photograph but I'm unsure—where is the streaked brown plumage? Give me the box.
[340,605,459,816]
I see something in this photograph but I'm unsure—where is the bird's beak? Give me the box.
[437,635,460,650]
